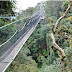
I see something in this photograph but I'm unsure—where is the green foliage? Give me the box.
[40,58,62,72]
[64,47,72,72]
[24,60,40,72]
[23,22,52,67]
[0,18,5,26]
[62,1,69,10]
[45,1,63,18]
[5,47,40,72]
[0,1,16,16]
[0,24,15,44]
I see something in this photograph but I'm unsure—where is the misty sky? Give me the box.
[16,0,47,12]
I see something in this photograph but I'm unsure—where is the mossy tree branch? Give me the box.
[54,3,72,32]
[48,2,72,71]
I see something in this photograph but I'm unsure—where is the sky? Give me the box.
[16,0,47,12]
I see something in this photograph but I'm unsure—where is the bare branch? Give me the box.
[48,17,53,23]
[48,1,72,71]
[51,33,66,71]
[51,33,66,59]
[53,4,71,32]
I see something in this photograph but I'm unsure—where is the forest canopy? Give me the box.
[1,0,71,72]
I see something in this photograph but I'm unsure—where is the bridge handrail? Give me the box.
[0,10,42,29]
[18,23,26,32]
[0,11,43,47]
[0,16,30,29]
[0,11,42,62]
[0,21,28,47]
[0,31,17,47]
[0,17,33,47]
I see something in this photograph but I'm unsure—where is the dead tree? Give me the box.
[48,1,72,71]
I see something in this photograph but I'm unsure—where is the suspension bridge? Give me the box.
[0,9,45,72]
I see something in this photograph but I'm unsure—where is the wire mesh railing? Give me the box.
[0,12,41,61]
[0,11,42,44]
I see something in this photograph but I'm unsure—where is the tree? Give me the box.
[48,1,72,71]
[0,1,16,16]
[45,1,63,18]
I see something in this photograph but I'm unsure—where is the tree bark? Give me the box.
[53,4,71,32]
[48,2,72,71]
[51,33,66,71]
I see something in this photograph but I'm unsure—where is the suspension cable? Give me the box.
[0,16,30,29]
[0,30,17,47]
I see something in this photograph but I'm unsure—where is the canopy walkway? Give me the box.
[0,10,44,72]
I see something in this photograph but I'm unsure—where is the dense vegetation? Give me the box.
[0,0,72,72]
